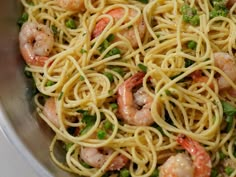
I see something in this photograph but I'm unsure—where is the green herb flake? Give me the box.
[128,25,133,29]
[211,168,218,177]
[180,4,200,26]
[105,47,121,58]
[210,0,229,19]
[165,89,172,96]
[107,34,115,42]
[104,72,114,82]
[150,169,159,177]
[170,72,185,83]
[98,39,109,53]
[80,113,97,135]
[138,63,147,73]
[156,33,161,38]
[108,89,114,95]
[219,151,226,160]
[80,48,87,54]
[221,101,236,116]
[17,12,29,27]
[225,166,234,176]
[80,161,91,168]
[79,76,85,81]
[77,109,89,115]
[46,80,55,87]
[110,103,118,109]
[112,67,125,77]
[97,130,106,139]
[58,92,64,100]
[65,19,76,29]
[221,100,236,132]
[185,58,195,68]
[119,168,130,177]
[63,142,73,152]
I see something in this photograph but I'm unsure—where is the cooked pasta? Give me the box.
[18,0,236,176]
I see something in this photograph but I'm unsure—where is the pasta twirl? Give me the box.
[19,0,236,176]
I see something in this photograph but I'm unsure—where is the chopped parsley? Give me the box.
[65,19,76,29]
[17,12,28,27]
[210,0,229,19]
[221,100,236,132]
[138,63,148,73]
[180,4,200,26]
[46,80,55,87]
[58,92,64,100]
[79,111,97,135]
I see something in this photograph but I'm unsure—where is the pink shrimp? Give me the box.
[159,135,212,177]
[19,22,54,66]
[117,72,154,126]
[92,7,146,48]
[56,0,85,11]
[191,70,214,89]
[80,147,129,171]
[214,52,236,90]
[43,97,59,128]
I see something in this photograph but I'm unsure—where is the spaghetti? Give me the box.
[19,0,236,176]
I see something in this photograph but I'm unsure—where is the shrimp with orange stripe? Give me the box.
[159,135,212,177]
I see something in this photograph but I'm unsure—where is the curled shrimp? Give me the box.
[80,147,129,171]
[214,52,236,90]
[43,97,59,128]
[92,7,146,48]
[19,22,54,66]
[117,72,154,126]
[159,135,212,177]
[56,0,85,11]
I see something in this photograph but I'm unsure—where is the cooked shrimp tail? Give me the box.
[177,135,212,177]
[159,135,212,177]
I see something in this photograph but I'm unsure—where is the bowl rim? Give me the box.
[0,103,53,177]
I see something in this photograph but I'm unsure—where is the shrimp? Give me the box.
[117,72,154,126]
[159,153,194,177]
[191,70,214,89]
[19,22,54,66]
[80,147,129,171]
[43,97,59,128]
[92,7,146,48]
[159,135,212,177]
[56,0,85,11]
[214,52,236,90]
